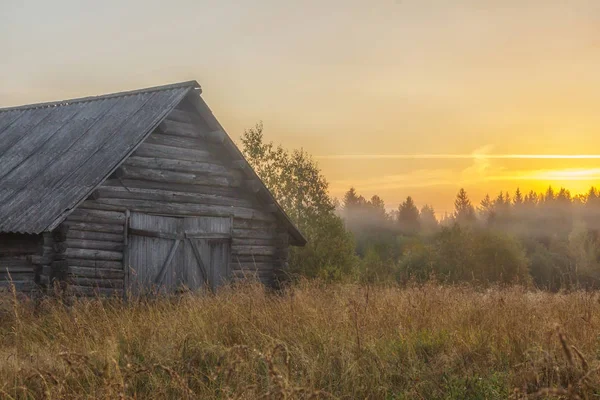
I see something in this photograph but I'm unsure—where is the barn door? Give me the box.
[128,213,231,294]
[183,216,231,292]
[128,213,184,294]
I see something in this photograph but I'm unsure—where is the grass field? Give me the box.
[1,281,599,399]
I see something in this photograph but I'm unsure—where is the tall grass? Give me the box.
[1,280,599,399]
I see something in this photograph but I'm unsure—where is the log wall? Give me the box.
[64,100,290,289]
[0,233,44,293]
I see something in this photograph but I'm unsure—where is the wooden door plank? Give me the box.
[188,239,208,284]
[154,239,180,285]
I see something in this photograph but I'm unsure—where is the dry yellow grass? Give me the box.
[1,280,599,399]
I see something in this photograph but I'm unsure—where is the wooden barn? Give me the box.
[0,81,306,296]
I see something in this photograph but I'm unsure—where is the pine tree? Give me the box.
[398,196,420,234]
[420,204,439,233]
[478,194,494,224]
[454,188,476,224]
[514,188,523,206]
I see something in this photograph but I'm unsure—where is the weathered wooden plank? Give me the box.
[245,179,262,193]
[0,280,36,292]
[63,222,124,234]
[145,132,205,149]
[67,259,123,269]
[230,160,249,170]
[66,209,126,224]
[66,230,124,242]
[231,262,274,271]
[0,272,35,281]
[66,248,123,261]
[123,156,229,175]
[129,228,183,240]
[232,245,278,256]
[231,254,275,263]
[93,198,276,221]
[159,120,205,138]
[233,228,281,239]
[67,239,124,252]
[0,265,35,274]
[68,266,125,279]
[116,165,237,187]
[102,178,242,198]
[206,129,226,143]
[133,143,213,162]
[232,237,279,246]
[67,285,124,297]
[94,185,253,208]
[68,277,123,288]
[164,108,194,123]
[233,219,278,230]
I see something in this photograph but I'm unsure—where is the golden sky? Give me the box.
[2,0,600,214]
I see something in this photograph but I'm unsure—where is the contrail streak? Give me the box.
[315,154,600,160]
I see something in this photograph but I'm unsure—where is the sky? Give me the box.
[2,0,600,215]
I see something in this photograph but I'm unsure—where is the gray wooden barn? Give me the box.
[0,81,306,296]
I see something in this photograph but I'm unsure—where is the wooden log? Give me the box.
[94,185,253,208]
[0,266,35,274]
[27,254,53,265]
[63,222,124,234]
[67,285,123,297]
[144,132,211,150]
[67,239,124,252]
[67,230,124,243]
[52,224,70,242]
[67,259,122,269]
[245,179,262,193]
[231,160,248,170]
[231,254,276,264]
[133,143,213,163]
[0,280,36,292]
[102,179,241,198]
[158,120,205,138]
[232,245,278,256]
[123,156,230,175]
[232,238,278,246]
[116,165,237,187]
[230,262,274,271]
[52,242,68,253]
[206,129,226,143]
[93,198,276,222]
[233,219,278,230]
[0,272,35,281]
[68,277,123,288]
[233,228,284,239]
[165,108,194,123]
[69,266,125,279]
[66,248,123,261]
[67,209,126,224]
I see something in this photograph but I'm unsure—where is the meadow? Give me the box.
[1,280,599,399]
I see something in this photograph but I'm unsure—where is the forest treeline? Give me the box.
[342,185,600,289]
[241,123,600,290]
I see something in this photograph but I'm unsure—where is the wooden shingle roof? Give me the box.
[0,82,196,233]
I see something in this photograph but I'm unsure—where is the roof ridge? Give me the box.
[0,80,201,114]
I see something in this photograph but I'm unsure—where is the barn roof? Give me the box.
[0,81,306,245]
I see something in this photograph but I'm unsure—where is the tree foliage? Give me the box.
[240,123,356,280]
